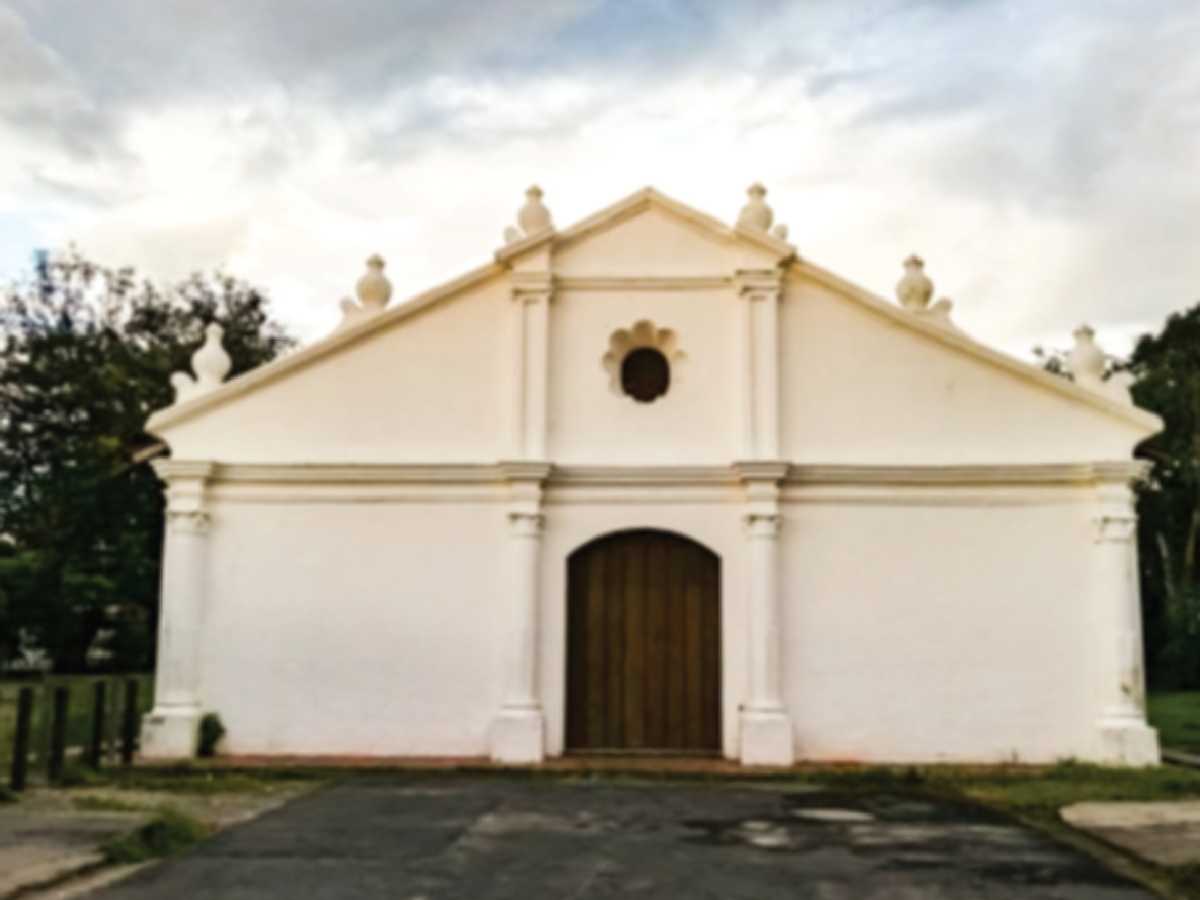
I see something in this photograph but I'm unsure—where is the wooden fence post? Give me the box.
[9,687,34,792]
[47,686,68,783]
[87,681,107,770]
[121,679,139,766]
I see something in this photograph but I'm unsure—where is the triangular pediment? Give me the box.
[145,185,1160,450]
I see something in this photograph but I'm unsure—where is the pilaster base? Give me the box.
[140,706,202,759]
[1098,718,1160,766]
[739,708,795,767]
[490,707,545,764]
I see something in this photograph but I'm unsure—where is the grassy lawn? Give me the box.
[1149,692,1200,753]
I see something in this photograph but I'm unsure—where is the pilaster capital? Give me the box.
[508,510,545,538]
[733,269,782,302]
[1094,514,1136,544]
[733,460,790,483]
[745,512,781,539]
[497,460,553,484]
[510,271,554,304]
[153,459,214,531]
[166,508,211,536]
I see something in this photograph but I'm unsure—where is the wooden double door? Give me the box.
[565,529,721,754]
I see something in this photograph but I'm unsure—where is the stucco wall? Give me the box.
[162,276,511,463]
[195,484,1111,764]
[198,497,507,756]
[547,288,740,464]
[778,275,1147,463]
[778,486,1103,763]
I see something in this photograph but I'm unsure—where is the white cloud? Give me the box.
[2,0,1198,363]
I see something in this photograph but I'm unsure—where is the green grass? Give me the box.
[101,807,211,864]
[1149,692,1200,753]
[0,674,154,773]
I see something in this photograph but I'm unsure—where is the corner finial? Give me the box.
[736,182,774,232]
[1069,324,1105,389]
[896,254,934,310]
[171,322,231,405]
[334,254,393,332]
[517,184,553,236]
[356,254,392,311]
[1069,324,1134,403]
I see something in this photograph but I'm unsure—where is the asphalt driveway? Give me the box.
[91,774,1154,899]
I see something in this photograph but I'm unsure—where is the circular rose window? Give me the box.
[621,347,670,403]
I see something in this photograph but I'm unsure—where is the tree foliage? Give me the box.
[0,250,294,672]
[1127,303,1200,688]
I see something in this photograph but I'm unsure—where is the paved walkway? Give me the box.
[91,775,1154,899]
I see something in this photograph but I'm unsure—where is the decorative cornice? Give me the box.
[734,460,790,483]
[498,461,553,484]
[783,461,1146,487]
[557,275,730,292]
[182,460,1149,489]
[152,459,216,482]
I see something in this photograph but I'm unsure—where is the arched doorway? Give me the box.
[565,529,721,754]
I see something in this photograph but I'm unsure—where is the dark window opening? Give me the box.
[621,347,670,403]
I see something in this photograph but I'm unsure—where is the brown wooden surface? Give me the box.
[566,530,720,753]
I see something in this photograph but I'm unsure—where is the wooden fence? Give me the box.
[1,674,154,791]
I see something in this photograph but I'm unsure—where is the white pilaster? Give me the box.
[491,462,552,763]
[735,270,783,460]
[141,460,214,758]
[509,271,553,460]
[735,461,795,766]
[1093,478,1159,765]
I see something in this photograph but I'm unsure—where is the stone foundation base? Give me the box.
[141,706,202,759]
[490,707,545,763]
[1099,718,1161,766]
[739,708,795,766]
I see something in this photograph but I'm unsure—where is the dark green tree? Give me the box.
[1127,303,1200,688]
[0,249,294,672]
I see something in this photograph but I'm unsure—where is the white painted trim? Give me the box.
[154,460,1146,488]
[556,276,731,291]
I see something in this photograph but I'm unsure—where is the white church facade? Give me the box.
[140,185,1161,766]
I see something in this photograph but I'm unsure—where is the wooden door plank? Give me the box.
[683,544,705,749]
[585,545,607,748]
[665,540,688,750]
[644,534,669,748]
[623,535,647,749]
[604,535,626,749]
[565,554,586,749]
[701,554,721,750]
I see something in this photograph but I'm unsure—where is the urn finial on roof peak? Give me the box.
[737,182,774,232]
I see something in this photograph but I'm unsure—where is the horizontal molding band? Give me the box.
[157,459,1147,488]
[555,276,731,291]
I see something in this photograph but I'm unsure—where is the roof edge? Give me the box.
[147,258,505,434]
[791,258,1162,435]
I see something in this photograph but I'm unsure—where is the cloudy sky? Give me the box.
[2,0,1197,356]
